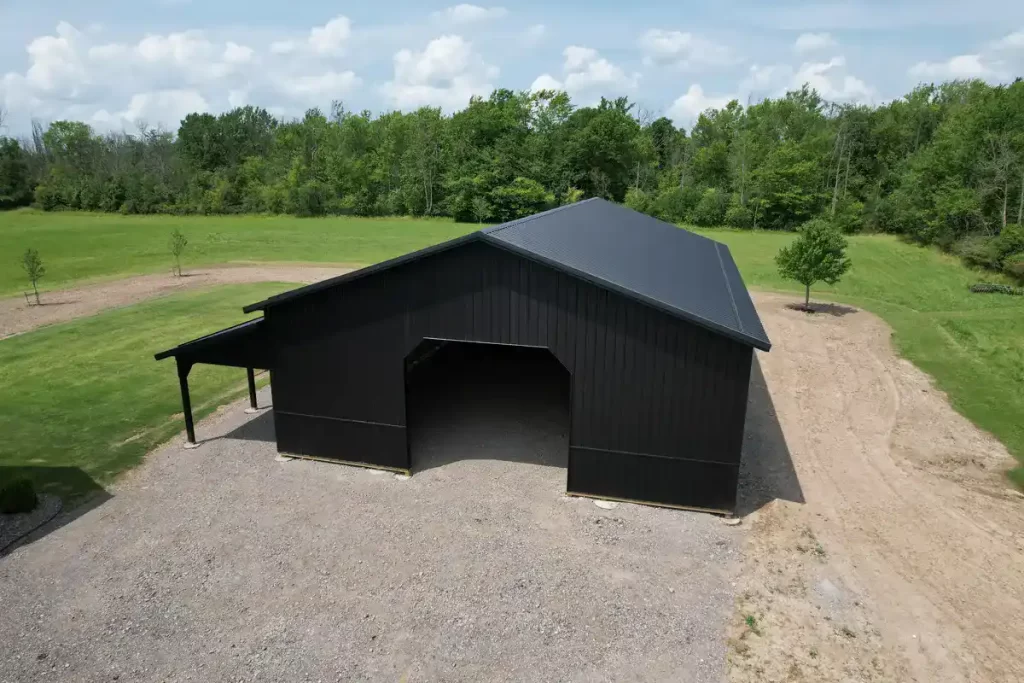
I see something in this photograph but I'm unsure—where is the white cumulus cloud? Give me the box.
[667,84,734,125]
[795,56,875,100]
[434,4,508,24]
[223,42,254,65]
[525,24,546,44]
[908,29,1024,83]
[793,32,837,54]
[991,29,1024,51]
[93,89,210,127]
[280,71,361,101]
[380,35,497,111]
[0,19,365,132]
[308,16,352,56]
[531,45,639,99]
[529,73,564,92]
[742,56,875,102]
[267,16,351,57]
[639,29,739,70]
[908,54,1003,80]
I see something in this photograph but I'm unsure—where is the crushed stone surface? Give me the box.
[1,350,741,683]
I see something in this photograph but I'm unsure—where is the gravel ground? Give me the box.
[0,494,62,555]
[0,347,743,683]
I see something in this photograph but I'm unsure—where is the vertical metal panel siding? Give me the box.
[265,240,753,510]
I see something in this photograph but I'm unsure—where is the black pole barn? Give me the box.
[156,199,771,513]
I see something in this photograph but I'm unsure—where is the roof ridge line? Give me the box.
[714,242,744,334]
[483,198,598,236]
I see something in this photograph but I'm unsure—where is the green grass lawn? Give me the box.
[0,209,475,296]
[1,212,1021,500]
[0,283,293,504]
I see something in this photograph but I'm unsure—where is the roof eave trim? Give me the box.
[241,231,485,313]
[480,234,772,352]
[154,318,264,361]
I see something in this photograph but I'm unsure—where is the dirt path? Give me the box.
[730,293,1024,683]
[0,264,353,339]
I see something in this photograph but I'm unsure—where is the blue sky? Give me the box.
[2,0,1023,134]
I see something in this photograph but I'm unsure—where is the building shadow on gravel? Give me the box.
[406,342,571,473]
[221,410,276,443]
[214,346,802,517]
[735,356,805,516]
[0,466,111,557]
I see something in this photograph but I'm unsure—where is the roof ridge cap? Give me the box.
[483,198,598,236]
[714,242,744,334]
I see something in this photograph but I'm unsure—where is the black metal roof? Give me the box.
[243,198,770,351]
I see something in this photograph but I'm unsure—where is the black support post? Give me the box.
[177,358,196,444]
[246,367,257,410]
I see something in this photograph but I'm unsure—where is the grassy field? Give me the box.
[0,209,474,295]
[0,283,292,504]
[1,211,1022,496]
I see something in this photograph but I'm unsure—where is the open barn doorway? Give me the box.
[404,340,571,478]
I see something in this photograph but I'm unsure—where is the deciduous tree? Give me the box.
[775,219,852,307]
[22,248,45,304]
[169,229,188,277]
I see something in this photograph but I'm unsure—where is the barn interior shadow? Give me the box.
[0,466,111,557]
[735,355,804,516]
[406,341,571,472]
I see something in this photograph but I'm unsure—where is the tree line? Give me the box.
[1,80,1022,280]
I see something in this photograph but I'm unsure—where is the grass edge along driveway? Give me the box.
[0,283,291,505]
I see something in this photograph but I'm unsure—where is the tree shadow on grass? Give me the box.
[735,355,805,516]
[0,466,111,557]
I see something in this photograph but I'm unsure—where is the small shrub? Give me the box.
[744,614,761,635]
[1002,252,1024,281]
[969,283,1024,295]
[955,235,1000,270]
[833,200,866,234]
[0,478,38,514]
[724,197,753,229]
[168,229,188,277]
[489,177,553,222]
[651,185,701,223]
[563,187,585,205]
[624,187,651,215]
[471,196,491,223]
[691,187,727,226]
[994,224,1024,263]
[22,247,45,304]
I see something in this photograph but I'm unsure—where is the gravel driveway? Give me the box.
[0,350,743,683]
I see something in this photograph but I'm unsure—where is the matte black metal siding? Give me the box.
[266,240,752,511]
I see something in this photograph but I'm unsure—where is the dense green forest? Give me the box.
[1,80,1023,279]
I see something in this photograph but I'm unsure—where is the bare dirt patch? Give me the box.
[0,264,353,338]
[729,292,1024,683]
